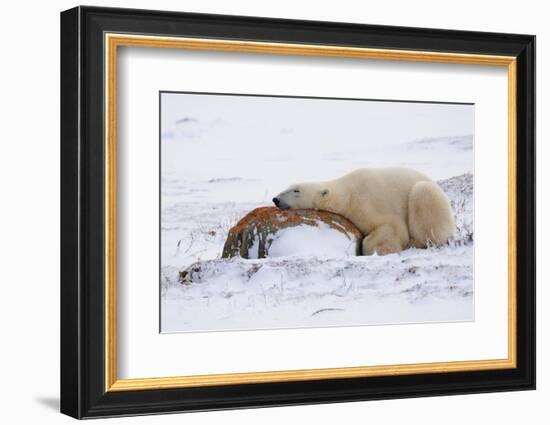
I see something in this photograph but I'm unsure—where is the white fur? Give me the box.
[274,167,455,255]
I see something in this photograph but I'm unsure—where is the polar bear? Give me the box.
[272,167,454,255]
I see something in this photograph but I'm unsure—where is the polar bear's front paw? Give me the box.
[362,238,402,256]
[361,225,405,256]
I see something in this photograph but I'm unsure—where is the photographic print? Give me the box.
[160,92,474,333]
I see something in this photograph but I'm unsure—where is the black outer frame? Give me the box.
[60,5,535,419]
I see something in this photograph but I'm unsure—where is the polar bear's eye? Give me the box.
[293,189,300,193]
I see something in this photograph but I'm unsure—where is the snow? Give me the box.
[163,243,473,332]
[159,92,474,333]
[262,222,358,258]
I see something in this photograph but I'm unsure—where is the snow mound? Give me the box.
[266,222,358,258]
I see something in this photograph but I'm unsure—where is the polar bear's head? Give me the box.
[272,183,330,210]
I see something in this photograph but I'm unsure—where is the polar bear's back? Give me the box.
[343,167,431,187]
[339,167,431,214]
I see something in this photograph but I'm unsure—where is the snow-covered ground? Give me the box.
[160,93,474,333]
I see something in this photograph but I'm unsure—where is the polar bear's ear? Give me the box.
[320,189,329,197]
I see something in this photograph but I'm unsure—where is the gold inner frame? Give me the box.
[104,33,518,392]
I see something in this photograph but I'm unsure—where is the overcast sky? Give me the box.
[161,91,473,145]
[160,92,474,183]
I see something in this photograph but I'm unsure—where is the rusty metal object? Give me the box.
[221,207,363,259]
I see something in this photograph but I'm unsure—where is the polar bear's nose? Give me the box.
[272,197,280,206]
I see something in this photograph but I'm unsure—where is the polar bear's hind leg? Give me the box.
[408,181,455,248]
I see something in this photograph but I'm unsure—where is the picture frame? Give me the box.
[60,5,535,419]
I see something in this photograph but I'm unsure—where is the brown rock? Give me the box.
[222,207,363,259]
